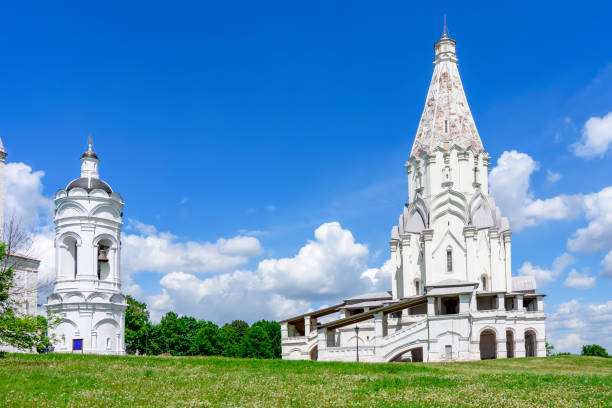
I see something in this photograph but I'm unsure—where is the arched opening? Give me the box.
[446,247,453,272]
[96,238,113,281]
[309,345,318,361]
[479,329,496,360]
[525,330,536,357]
[481,275,488,291]
[62,236,78,279]
[506,330,514,358]
[390,347,423,362]
[414,279,421,295]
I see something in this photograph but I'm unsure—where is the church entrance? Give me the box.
[479,330,496,360]
[525,330,536,357]
[506,330,514,358]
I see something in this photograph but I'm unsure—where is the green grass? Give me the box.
[1,354,611,407]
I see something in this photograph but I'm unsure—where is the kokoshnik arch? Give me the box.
[280,30,546,363]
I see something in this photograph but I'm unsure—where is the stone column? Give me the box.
[489,229,500,291]
[497,332,507,359]
[304,316,311,335]
[515,330,526,358]
[281,322,289,339]
[390,240,400,298]
[536,296,544,312]
[401,236,411,297]
[374,312,384,352]
[317,327,327,360]
[459,294,471,314]
[463,227,476,281]
[497,293,505,311]
[503,232,512,292]
[422,229,434,280]
[427,297,435,316]
[516,295,524,312]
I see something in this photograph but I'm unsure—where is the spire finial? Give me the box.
[442,14,448,38]
[87,134,93,151]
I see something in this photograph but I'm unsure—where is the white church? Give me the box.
[280,32,546,362]
[45,140,127,354]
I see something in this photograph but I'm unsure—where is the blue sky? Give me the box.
[2,2,611,352]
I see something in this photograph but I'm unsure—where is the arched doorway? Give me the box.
[525,330,536,357]
[480,329,496,360]
[309,345,318,361]
[506,330,514,358]
[390,347,424,362]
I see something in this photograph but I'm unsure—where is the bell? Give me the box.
[98,247,109,262]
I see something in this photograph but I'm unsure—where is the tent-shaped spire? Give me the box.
[411,33,483,156]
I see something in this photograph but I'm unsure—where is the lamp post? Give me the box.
[355,326,360,362]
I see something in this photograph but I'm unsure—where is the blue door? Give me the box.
[73,339,83,351]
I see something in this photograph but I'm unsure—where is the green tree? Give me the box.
[219,324,245,357]
[124,295,152,354]
[0,242,55,351]
[190,321,221,355]
[251,320,281,358]
[242,325,274,359]
[581,344,608,357]
[545,341,554,357]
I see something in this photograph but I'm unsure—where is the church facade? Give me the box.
[280,32,546,362]
[46,141,127,355]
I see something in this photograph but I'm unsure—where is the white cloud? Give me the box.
[555,333,585,351]
[145,222,387,323]
[524,194,584,221]
[266,205,276,212]
[564,269,596,289]
[567,186,612,253]
[546,170,562,183]
[517,252,574,287]
[489,150,538,231]
[571,112,612,159]
[547,299,612,353]
[3,162,53,230]
[121,227,263,277]
[601,251,612,279]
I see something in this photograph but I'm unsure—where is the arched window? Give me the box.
[96,238,113,281]
[62,236,78,279]
[481,276,487,291]
[446,248,452,272]
[106,337,111,349]
[415,280,421,295]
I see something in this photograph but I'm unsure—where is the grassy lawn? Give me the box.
[0,354,610,407]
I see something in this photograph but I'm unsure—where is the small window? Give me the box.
[444,120,448,133]
[446,249,452,272]
[445,345,452,359]
[481,276,487,291]
[415,281,420,295]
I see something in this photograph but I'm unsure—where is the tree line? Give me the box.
[125,296,281,358]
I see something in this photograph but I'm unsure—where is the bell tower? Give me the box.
[46,138,127,355]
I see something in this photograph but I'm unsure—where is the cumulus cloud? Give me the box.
[121,225,263,278]
[3,162,53,230]
[571,112,612,159]
[601,251,612,279]
[547,299,612,352]
[489,150,538,231]
[517,253,574,287]
[3,162,55,305]
[546,170,562,183]
[145,222,388,322]
[564,269,596,290]
[567,186,612,253]
[524,194,584,221]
